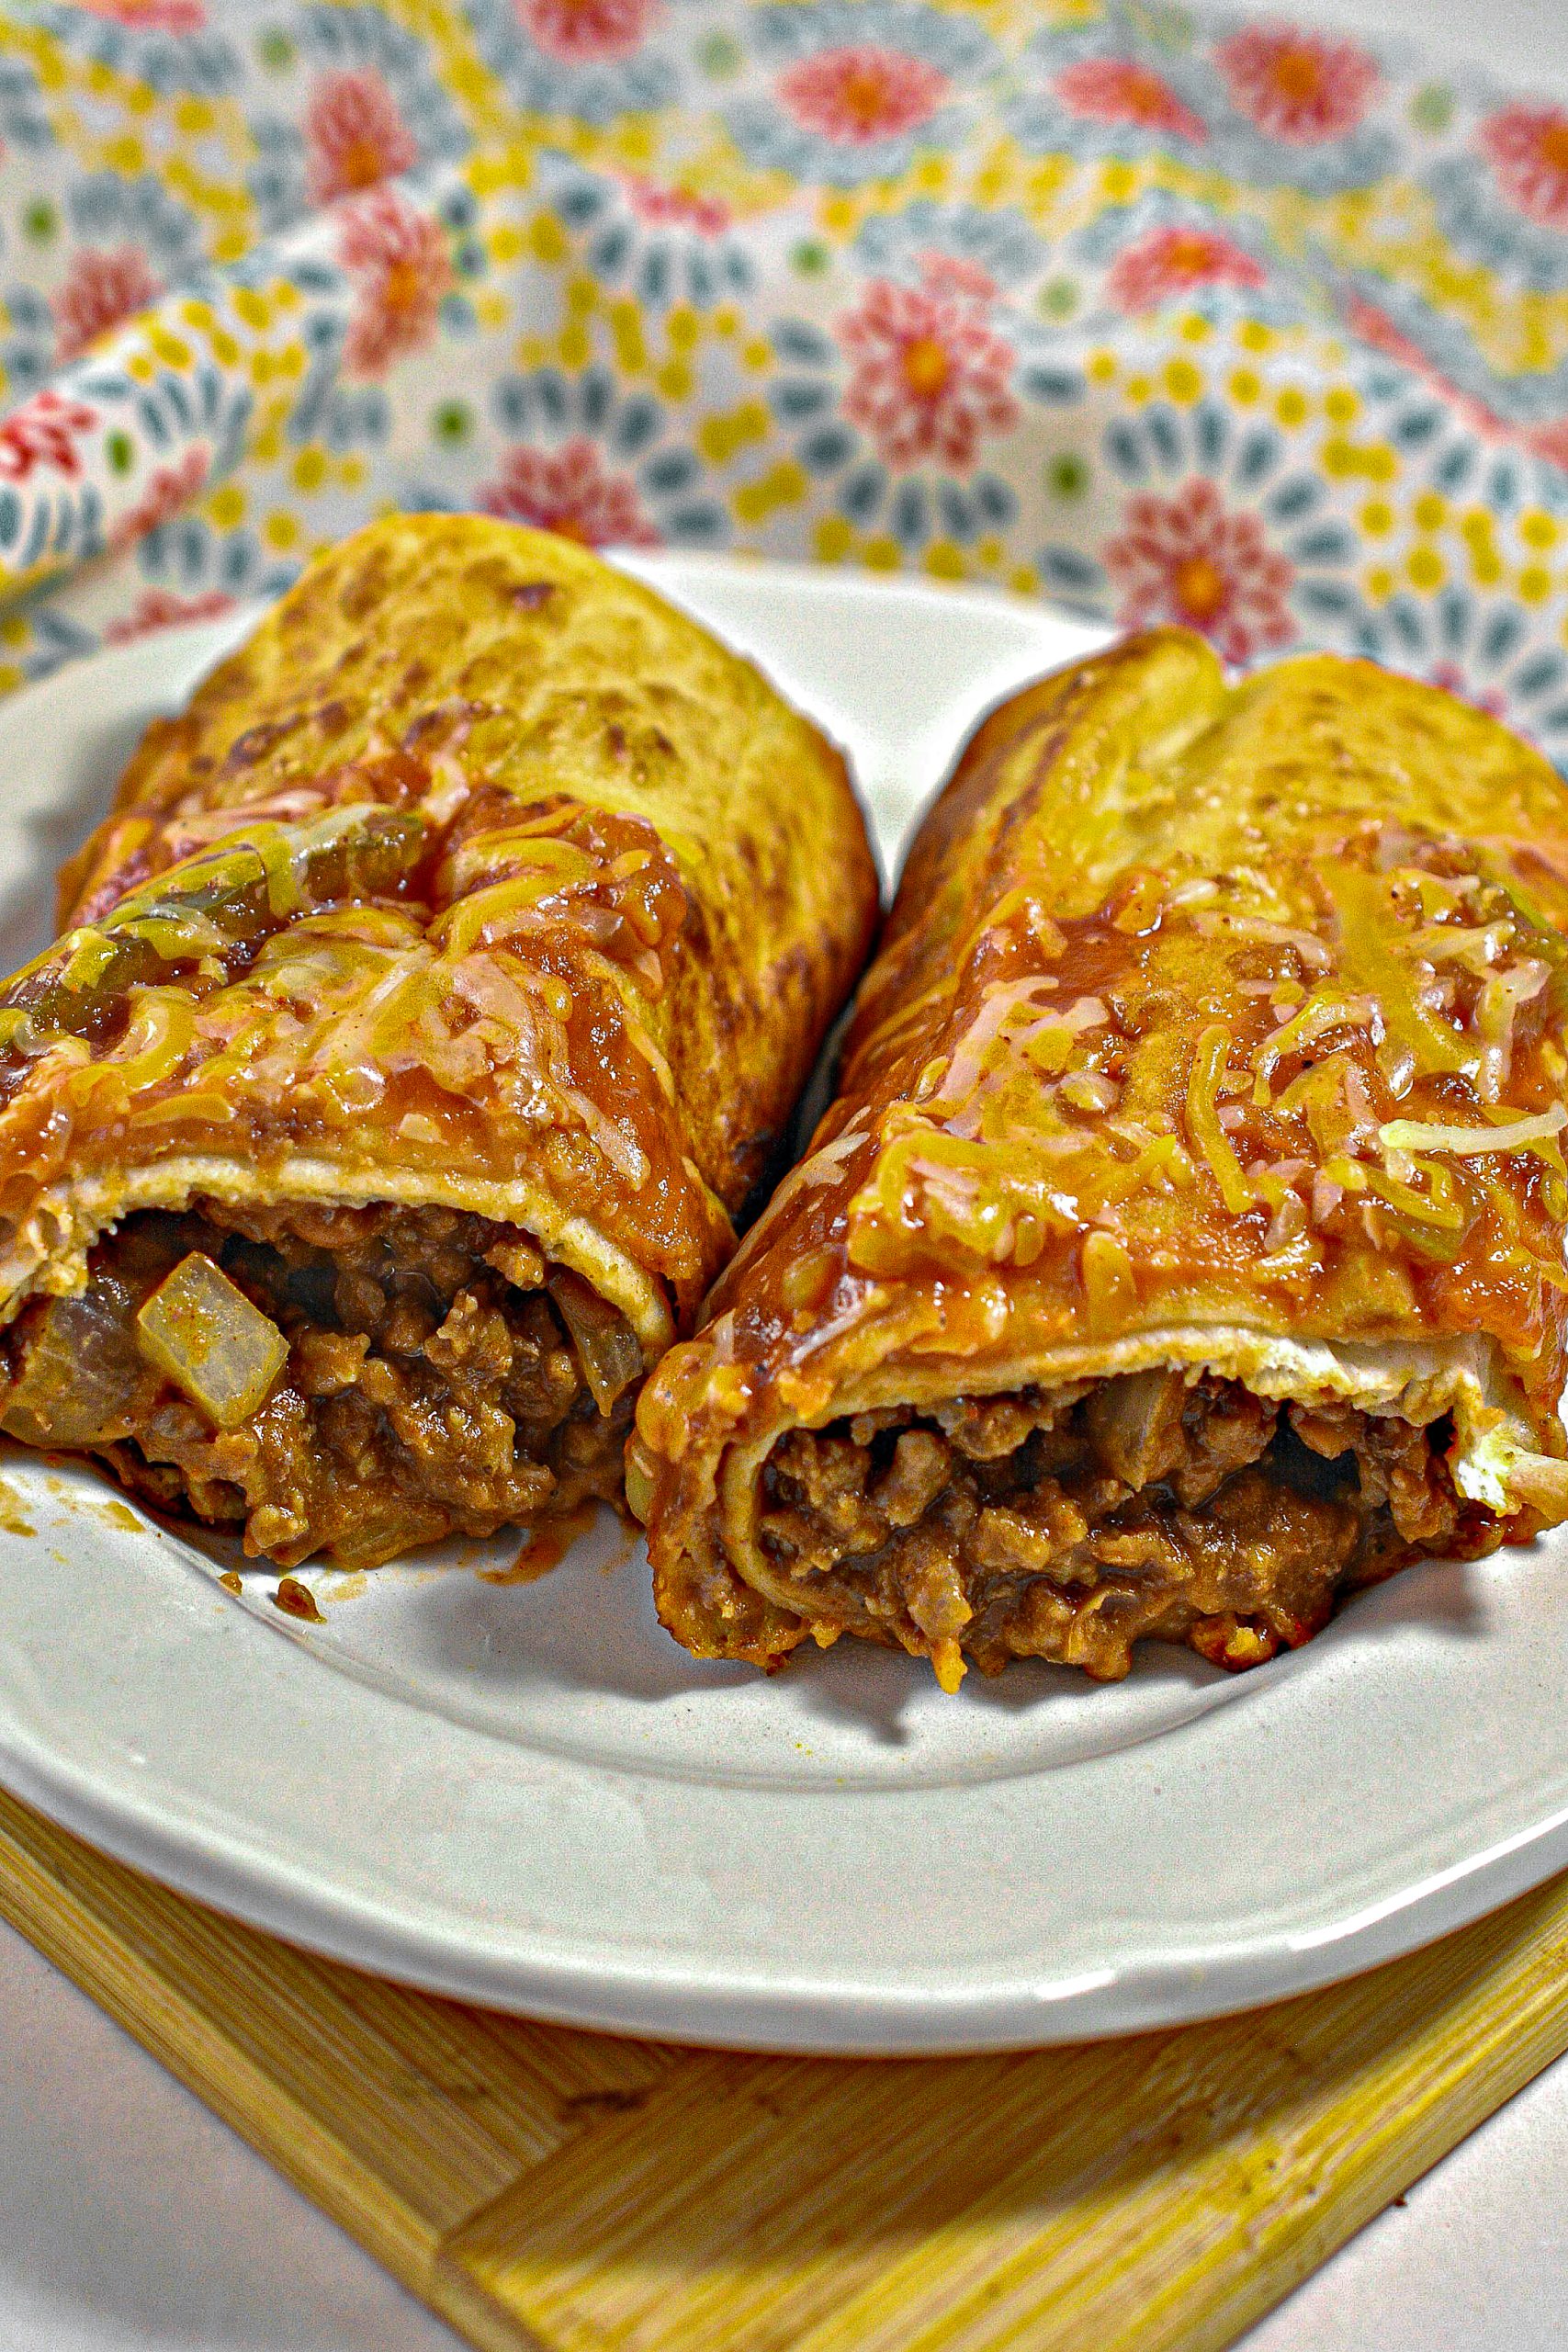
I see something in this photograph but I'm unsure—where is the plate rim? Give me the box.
[3,1634,1565,2054]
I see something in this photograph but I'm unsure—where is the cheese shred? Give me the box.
[1379,1104,1568,1157]
[1186,1024,1255,1215]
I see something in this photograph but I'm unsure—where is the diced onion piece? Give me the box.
[1378,1104,1567,1157]
[1085,1369,1184,1488]
[134,1252,288,1430]
[1489,1447,1568,1523]
[623,1440,657,1526]
[547,1267,644,1416]
[2,1283,144,1447]
[1506,1452,1568,1520]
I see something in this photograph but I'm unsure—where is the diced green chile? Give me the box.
[0,806,425,1050]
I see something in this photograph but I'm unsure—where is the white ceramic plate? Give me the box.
[0,557,1565,2055]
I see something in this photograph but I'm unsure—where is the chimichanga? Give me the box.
[634,629,1568,1688]
[0,514,877,1566]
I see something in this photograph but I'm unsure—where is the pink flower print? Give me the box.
[305,71,419,206]
[1106,225,1267,312]
[1345,293,1427,375]
[840,277,1017,472]
[517,0,660,65]
[623,178,731,236]
[76,0,206,28]
[1427,662,1507,721]
[479,438,660,548]
[55,246,161,363]
[1480,104,1568,231]
[1346,296,1567,467]
[108,447,212,554]
[778,45,948,147]
[0,390,99,482]
[105,589,237,644]
[1345,296,1519,441]
[339,192,453,378]
[1055,58,1207,143]
[919,252,998,305]
[1215,27,1379,146]
[1527,419,1568,471]
[1104,481,1294,663]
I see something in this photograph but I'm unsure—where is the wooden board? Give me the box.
[2,1786,1567,2352]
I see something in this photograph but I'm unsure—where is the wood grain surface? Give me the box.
[1,1784,1565,2352]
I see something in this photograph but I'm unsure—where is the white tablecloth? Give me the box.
[5,0,1568,2345]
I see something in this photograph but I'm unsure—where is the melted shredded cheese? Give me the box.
[1378,1103,1567,1157]
[1186,1026,1256,1216]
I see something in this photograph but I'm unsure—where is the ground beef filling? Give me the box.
[0,1201,638,1568]
[757,1372,1503,1680]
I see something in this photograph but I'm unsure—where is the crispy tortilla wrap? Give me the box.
[0,514,877,1566]
[635,628,1568,1688]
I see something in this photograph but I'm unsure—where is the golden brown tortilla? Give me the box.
[0,514,878,1566]
[635,630,1568,1687]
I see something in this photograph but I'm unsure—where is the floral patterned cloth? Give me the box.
[3,0,1568,762]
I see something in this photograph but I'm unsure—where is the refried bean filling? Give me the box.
[757,1371,1503,1679]
[0,1201,639,1567]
